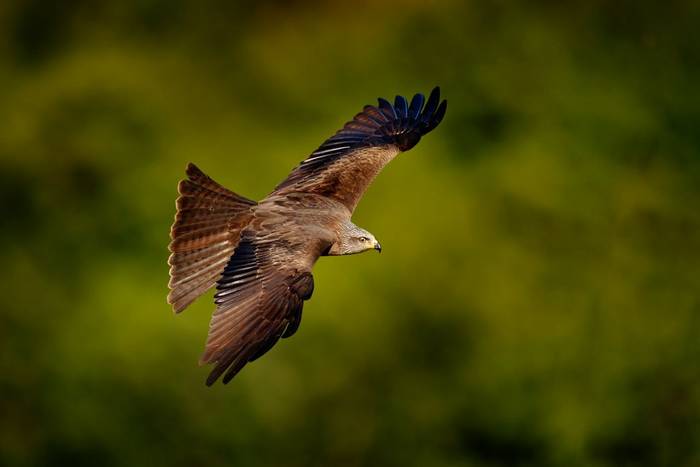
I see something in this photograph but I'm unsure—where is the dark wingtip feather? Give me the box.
[301,87,447,163]
[401,88,446,150]
[205,349,244,386]
[222,357,248,384]
[380,88,447,150]
[422,87,441,121]
[408,93,425,120]
[426,99,447,132]
[205,362,226,386]
[377,97,396,119]
[394,95,408,118]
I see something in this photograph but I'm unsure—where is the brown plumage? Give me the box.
[168,87,447,385]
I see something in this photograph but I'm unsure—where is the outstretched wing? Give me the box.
[273,87,447,213]
[201,228,320,385]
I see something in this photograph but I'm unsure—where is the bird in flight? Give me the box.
[168,87,447,385]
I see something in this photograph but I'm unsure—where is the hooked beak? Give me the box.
[374,241,382,253]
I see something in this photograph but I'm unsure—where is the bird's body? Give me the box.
[168,88,447,384]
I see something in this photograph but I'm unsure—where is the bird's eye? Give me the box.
[359,236,369,242]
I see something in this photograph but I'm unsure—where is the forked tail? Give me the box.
[167,163,255,313]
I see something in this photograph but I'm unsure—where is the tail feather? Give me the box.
[168,242,232,267]
[169,252,231,288]
[168,163,255,313]
[169,248,231,282]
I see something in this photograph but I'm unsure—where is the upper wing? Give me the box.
[201,227,321,385]
[273,87,447,213]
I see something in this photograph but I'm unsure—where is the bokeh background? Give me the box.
[2,1,700,466]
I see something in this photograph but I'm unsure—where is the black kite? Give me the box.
[168,87,447,385]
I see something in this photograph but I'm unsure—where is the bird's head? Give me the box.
[330,225,381,256]
[351,231,381,255]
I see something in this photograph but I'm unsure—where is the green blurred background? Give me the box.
[2,1,699,466]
